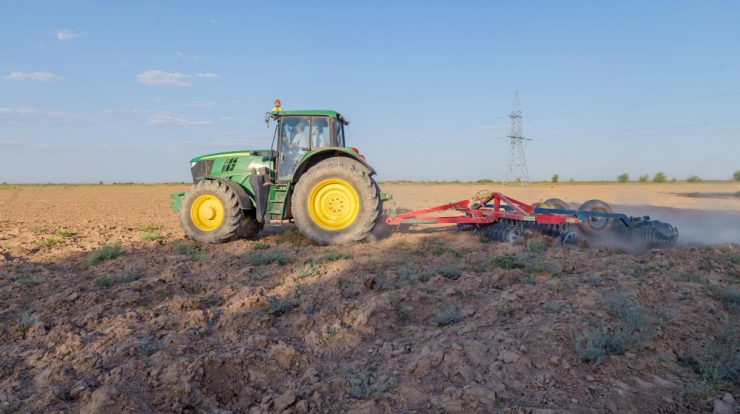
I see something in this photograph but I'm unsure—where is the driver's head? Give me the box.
[296,122,305,132]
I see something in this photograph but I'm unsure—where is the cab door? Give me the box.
[277,116,310,181]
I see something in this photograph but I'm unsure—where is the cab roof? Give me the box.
[277,110,341,118]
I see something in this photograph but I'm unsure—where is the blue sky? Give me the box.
[1,1,739,183]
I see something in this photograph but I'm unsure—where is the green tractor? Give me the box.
[170,100,385,245]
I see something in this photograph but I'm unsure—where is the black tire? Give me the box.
[237,211,264,239]
[291,157,381,245]
[541,198,569,210]
[578,199,613,236]
[180,180,242,243]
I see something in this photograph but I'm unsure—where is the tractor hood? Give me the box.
[191,149,275,162]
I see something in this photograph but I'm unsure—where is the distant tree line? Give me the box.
[614,170,740,183]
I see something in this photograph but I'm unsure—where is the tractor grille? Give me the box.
[190,160,214,183]
[221,158,238,173]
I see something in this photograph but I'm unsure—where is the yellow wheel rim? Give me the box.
[190,194,224,231]
[308,178,360,231]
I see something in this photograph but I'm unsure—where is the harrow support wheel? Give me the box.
[180,180,243,243]
[578,199,614,236]
[291,158,381,245]
[541,198,569,210]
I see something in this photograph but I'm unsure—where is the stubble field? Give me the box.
[0,182,738,413]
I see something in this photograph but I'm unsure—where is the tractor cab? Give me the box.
[267,105,349,181]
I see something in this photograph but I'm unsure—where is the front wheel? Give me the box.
[180,180,242,243]
[291,158,381,245]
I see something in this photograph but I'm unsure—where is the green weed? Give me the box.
[432,246,462,258]
[427,264,462,280]
[295,261,321,278]
[575,293,652,363]
[493,254,523,269]
[434,305,463,326]
[246,250,291,266]
[324,250,353,261]
[140,225,165,241]
[36,237,63,248]
[175,241,205,261]
[95,275,113,288]
[54,229,75,238]
[16,313,37,332]
[253,241,270,250]
[712,285,740,312]
[526,238,549,253]
[85,243,122,267]
[346,369,391,399]
[266,296,297,316]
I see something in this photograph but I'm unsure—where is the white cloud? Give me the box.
[174,51,198,61]
[53,29,83,41]
[3,71,62,82]
[195,72,219,79]
[137,70,191,86]
[0,140,17,145]
[0,107,87,124]
[147,113,213,127]
[186,101,216,108]
[104,108,153,115]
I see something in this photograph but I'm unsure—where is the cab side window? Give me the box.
[311,117,330,148]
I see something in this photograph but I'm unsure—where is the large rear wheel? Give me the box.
[180,180,242,243]
[291,158,381,245]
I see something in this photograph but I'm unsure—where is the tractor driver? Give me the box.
[282,120,308,175]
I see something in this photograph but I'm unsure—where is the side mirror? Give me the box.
[264,112,271,127]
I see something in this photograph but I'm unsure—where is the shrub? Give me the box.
[551,174,559,183]
[139,224,165,241]
[638,174,649,183]
[324,250,353,261]
[252,241,270,250]
[54,229,75,238]
[36,237,63,248]
[686,175,702,183]
[246,250,291,266]
[346,369,391,399]
[434,306,463,326]
[175,241,205,261]
[575,293,652,362]
[432,246,462,258]
[266,296,296,316]
[85,243,122,267]
[16,313,37,332]
[617,173,629,183]
[712,285,740,312]
[397,264,420,285]
[95,275,113,288]
[526,238,549,253]
[295,261,321,278]
[493,254,523,269]
[734,170,740,182]
[426,264,462,280]
[652,172,667,183]
[678,325,739,387]
[476,178,495,184]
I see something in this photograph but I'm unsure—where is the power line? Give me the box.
[492,127,740,141]
[493,90,740,119]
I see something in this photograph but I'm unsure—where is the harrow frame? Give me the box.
[385,191,638,228]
